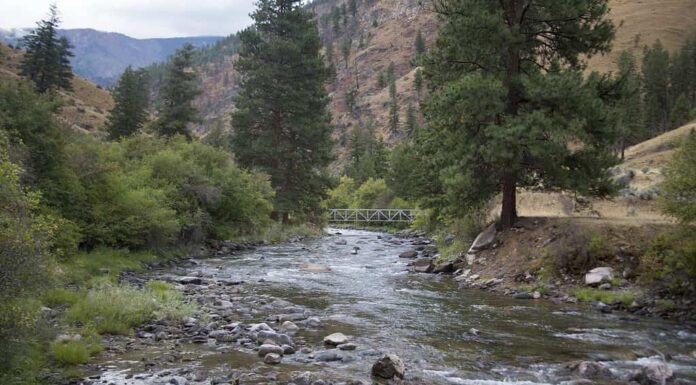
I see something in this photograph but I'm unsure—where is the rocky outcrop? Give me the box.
[585,267,614,286]
[371,354,405,379]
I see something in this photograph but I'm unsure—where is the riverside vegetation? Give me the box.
[2,0,696,384]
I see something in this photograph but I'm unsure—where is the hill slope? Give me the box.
[172,0,696,165]
[0,28,222,87]
[0,43,113,134]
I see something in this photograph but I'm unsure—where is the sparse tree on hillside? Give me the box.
[671,93,693,128]
[231,0,334,221]
[414,68,423,96]
[345,122,388,184]
[107,66,150,139]
[331,6,341,33]
[388,98,399,134]
[661,129,696,225]
[406,103,417,139]
[415,30,426,57]
[20,4,74,93]
[156,44,201,138]
[642,41,671,134]
[341,38,352,68]
[419,0,616,228]
[377,70,386,89]
[613,51,644,159]
[350,0,358,18]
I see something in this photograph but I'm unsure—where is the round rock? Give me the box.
[323,332,348,346]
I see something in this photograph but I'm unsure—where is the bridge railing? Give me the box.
[328,208,416,223]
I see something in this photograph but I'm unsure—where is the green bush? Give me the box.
[352,178,392,208]
[640,231,696,294]
[569,288,635,306]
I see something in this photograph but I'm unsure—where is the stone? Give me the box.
[338,342,357,351]
[169,376,188,385]
[567,361,613,380]
[280,320,300,333]
[532,291,541,299]
[281,344,296,354]
[323,332,348,346]
[584,267,614,286]
[371,354,405,379]
[399,250,418,258]
[257,330,294,347]
[468,224,496,252]
[432,261,454,274]
[598,282,612,290]
[264,353,282,365]
[291,372,314,385]
[258,344,284,357]
[315,350,343,362]
[178,276,203,285]
[300,263,331,273]
[249,322,274,332]
[631,363,674,385]
[334,239,348,245]
[513,292,534,299]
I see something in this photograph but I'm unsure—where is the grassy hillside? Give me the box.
[0,43,113,134]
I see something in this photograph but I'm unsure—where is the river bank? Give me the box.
[70,228,696,385]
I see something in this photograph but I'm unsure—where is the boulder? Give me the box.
[338,342,357,351]
[169,377,189,385]
[432,261,454,274]
[584,267,614,286]
[371,354,405,379]
[469,224,496,252]
[282,344,296,354]
[412,258,433,273]
[264,353,282,365]
[280,320,300,334]
[334,239,348,245]
[257,330,294,347]
[567,361,613,380]
[323,332,348,346]
[258,344,284,357]
[300,263,331,273]
[178,276,203,285]
[315,350,343,362]
[399,250,418,259]
[290,372,314,385]
[631,363,674,385]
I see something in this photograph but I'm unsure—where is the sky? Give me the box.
[0,0,258,39]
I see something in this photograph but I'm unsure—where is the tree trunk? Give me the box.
[500,172,517,229]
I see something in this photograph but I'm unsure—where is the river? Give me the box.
[92,229,696,385]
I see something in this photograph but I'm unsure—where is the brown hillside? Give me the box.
[0,43,113,135]
[185,0,696,168]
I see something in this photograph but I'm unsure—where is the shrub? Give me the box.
[640,231,696,295]
[549,226,610,274]
[569,288,635,306]
[65,278,194,335]
[352,178,392,208]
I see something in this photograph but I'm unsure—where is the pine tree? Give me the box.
[415,30,426,56]
[331,6,341,33]
[377,70,386,89]
[389,76,397,99]
[341,38,352,68]
[231,0,334,221]
[345,122,388,184]
[420,0,616,228]
[642,40,671,135]
[349,0,358,18]
[106,66,150,139]
[405,103,417,139]
[156,44,201,138]
[20,4,74,93]
[671,93,693,128]
[414,68,423,96]
[613,51,644,158]
[388,98,399,134]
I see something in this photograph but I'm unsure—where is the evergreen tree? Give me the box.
[341,38,352,68]
[669,36,696,107]
[415,30,426,57]
[107,66,150,139]
[406,102,417,139]
[613,51,644,158]
[388,98,399,134]
[345,123,388,184]
[414,68,423,96]
[20,4,74,93]
[389,76,397,99]
[642,40,671,134]
[350,0,358,18]
[156,44,201,138]
[661,129,696,225]
[231,0,334,221]
[671,93,693,128]
[377,70,386,89]
[331,6,341,33]
[420,0,616,228]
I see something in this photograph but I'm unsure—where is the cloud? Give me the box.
[0,0,257,38]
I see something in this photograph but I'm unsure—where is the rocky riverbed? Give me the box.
[83,229,696,385]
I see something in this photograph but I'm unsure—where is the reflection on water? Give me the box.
[95,228,696,384]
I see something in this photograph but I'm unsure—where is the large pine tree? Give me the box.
[20,4,74,93]
[156,44,201,138]
[231,0,334,221]
[107,66,150,139]
[420,0,617,228]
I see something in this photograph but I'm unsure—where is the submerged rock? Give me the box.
[315,349,343,362]
[264,353,282,365]
[258,344,284,357]
[371,354,405,379]
[399,250,418,259]
[300,263,331,273]
[567,361,613,380]
[324,332,348,346]
[631,363,674,385]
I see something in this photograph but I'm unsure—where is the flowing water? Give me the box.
[94,229,696,384]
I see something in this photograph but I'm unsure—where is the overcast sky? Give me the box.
[0,0,258,39]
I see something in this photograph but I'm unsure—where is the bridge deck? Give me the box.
[328,208,416,223]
